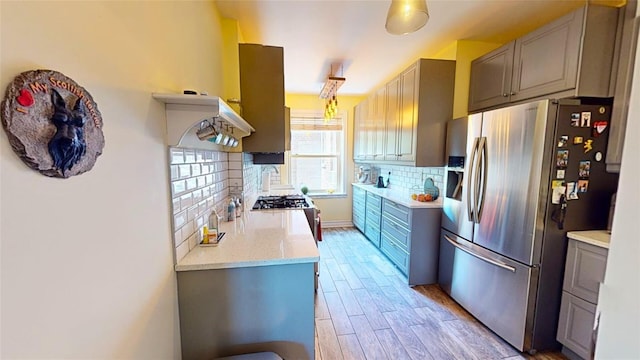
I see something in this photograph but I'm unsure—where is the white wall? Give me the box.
[1,1,224,358]
[595,19,640,359]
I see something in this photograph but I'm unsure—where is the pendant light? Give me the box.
[385,0,429,35]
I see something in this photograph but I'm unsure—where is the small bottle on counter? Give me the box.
[235,196,242,217]
[208,209,219,242]
[227,198,236,221]
[202,225,209,244]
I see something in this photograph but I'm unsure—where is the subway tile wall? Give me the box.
[242,153,258,198]
[169,147,232,263]
[356,163,444,195]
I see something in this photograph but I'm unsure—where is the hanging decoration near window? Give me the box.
[319,63,345,121]
[1,69,104,178]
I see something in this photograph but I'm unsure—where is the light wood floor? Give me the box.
[314,227,567,360]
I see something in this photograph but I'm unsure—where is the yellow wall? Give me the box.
[222,18,241,106]
[1,1,224,357]
[285,94,365,223]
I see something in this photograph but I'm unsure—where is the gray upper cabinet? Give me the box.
[468,42,515,111]
[356,58,455,167]
[607,2,639,173]
[239,44,287,153]
[384,75,401,161]
[353,100,367,161]
[469,5,619,113]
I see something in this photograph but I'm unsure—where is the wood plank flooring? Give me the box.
[314,227,567,360]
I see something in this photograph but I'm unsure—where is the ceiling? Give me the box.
[215,0,600,97]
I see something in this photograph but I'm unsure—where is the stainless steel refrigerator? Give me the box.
[439,99,618,353]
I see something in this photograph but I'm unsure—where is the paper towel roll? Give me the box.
[262,173,271,192]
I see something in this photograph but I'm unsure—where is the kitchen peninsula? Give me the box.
[175,209,319,360]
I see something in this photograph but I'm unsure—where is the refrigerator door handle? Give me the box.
[476,136,488,221]
[443,234,517,273]
[467,137,480,222]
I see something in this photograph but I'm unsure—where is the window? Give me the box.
[287,110,346,196]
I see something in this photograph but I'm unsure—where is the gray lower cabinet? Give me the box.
[351,186,442,286]
[364,192,382,247]
[557,239,608,359]
[352,185,365,232]
[469,4,619,112]
[176,262,315,360]
[379,198,441,286]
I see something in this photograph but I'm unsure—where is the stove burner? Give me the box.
[252,195,311,210]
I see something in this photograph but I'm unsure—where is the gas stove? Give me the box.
[251,194,312,210]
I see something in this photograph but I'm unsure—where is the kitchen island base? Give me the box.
[177,262,315,360]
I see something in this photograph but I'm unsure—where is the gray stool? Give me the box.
[215,352,283,360]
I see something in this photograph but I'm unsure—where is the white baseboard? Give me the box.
[321,220,354,228]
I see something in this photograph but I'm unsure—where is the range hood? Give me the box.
[152,93,255,149]
[239,44,289,163]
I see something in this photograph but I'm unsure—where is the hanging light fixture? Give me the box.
[319,64,345,120]
[385,0,429,35]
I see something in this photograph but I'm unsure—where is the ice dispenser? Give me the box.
[445,117,469,201]
[446,157,464,200]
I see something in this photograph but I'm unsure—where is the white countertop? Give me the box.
[352,183,443,209]
[175,209,320,271]
[567,230,611,249]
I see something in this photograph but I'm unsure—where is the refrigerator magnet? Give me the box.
[556,169,566,179]
[578,180,589,193]
[593,121,608,137]
[571,113,580,127]
[595,151,603,162]
[583,139,593,153]
[552,185,567,204]
[552,180,565,189]
[573,136,583,145]
[581,112,591,127]
[567,182,579,200]
[557,135,568,147]
[556,150,569,168]
[579,160,591,178]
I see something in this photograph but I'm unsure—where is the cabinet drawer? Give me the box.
[380,234,409,274]
[557,291,596,360]
[353,212,364,231]
[381,216,410,251]
[365,222,381,247]
[382,199,411,228]
[366,193,382,208]
[563,240,608,303]
[366,210,381,228]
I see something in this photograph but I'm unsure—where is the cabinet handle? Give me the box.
[502,93,508,97]
[510,91,516,96]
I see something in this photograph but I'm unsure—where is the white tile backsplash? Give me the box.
[184,149,196,163]
[171,180,186,196]
[169,147,251,264]
[176,240,189,261]
[178,164,191,179]
[357,163,445,195]
[170,148,184,164]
